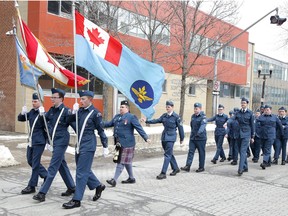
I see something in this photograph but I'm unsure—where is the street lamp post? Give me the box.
[258,65,273,106]
[212,7,285,115]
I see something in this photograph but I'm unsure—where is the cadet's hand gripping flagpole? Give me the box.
[72,1,79,154]
[14,0,53,147]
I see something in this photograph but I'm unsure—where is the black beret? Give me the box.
[32,93,39,100]
[229,110,233,115]
[233,107,240,112]
[278,107,287,111]
[121,100,129,106]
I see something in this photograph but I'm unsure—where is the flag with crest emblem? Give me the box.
[75,11,165,118]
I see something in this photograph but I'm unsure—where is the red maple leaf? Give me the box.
[87,28,105,47]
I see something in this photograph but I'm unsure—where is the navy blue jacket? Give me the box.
[226,117,240,139]
[45,103,72,146]
[257,114,283,140]
[146,111,184,142]
[104,112,148,148]
[190,112,207,140]
[207,114,228,136]
[68,105,107,152]
[233,109,255,139]
[18,109,46,146]
[279,116,288,139]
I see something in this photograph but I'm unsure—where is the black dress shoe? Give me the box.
[227,157,232,161]
[196,168,205,173]
[237,170,243,176]
[21,186,35,194]
[62,200,81,209]
[170,169,180,176]
[281,161,286,165]
[180,165,190,172]
[106,178,116,187]
[93,184,106,201]
[211,159,217,164]
[231,161,237,165]
[121,178,136,184]
[156,173,166,180]
[272,159,278,165]
[61,188,75,196]
[243,168,248,172]
[220,158,226,162]
[33,193,45,202]
[260,163,266,170]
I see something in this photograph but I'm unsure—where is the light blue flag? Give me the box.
[15,37,44,89]
[75,13,165,118]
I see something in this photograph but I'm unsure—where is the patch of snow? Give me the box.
[0,145,20,167]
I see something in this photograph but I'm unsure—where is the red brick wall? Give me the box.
[0,2,17,131]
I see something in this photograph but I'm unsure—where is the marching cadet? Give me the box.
[233,98,254,176]
[180,102,207,173]
[258,105,283,169]
[62,90,108,209]
[18,93,47,194]
[272,107,288,165]
[33,88,75,202]
[143,100,184,180]
[226,110,234,162]
[105,100,150,187]
[207,104,228,164]
[250,109,261,163]
[226,108,240,165]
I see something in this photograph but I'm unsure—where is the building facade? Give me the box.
[1,1,251,132]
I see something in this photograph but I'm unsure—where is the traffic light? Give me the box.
[270,15,287,26]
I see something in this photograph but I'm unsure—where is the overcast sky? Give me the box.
[235,0,288,62]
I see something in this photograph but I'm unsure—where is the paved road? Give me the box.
[1,136,288,216]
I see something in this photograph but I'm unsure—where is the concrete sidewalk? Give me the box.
[1,135,288,216]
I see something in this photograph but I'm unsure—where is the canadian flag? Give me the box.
[75,11,122,66]
[20,19,89,88]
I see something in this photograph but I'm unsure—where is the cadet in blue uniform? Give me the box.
[63,90,108,209]
[144,100,184,180]
[233,98,254,176]
[207,104,228,164]
[272,107,288,165]
[33,88,75,202]
[258,105,283,169]
[180,103,207,173]
[226,107,240,165]
[18,93,47,194]
[226,110,234,161]
[250,109,261,163]
[105,100,150,187]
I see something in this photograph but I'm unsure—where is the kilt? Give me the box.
[120,147,135,164]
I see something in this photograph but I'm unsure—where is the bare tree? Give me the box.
[167,0,240,119]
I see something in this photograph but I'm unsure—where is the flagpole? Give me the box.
[72,1,79,154]
[15,1,53,146]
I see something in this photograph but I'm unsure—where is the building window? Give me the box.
[235,48,246,65]
[48,0,72,17]
[222,46,234,62]
[188,84,196,95]
[190,34,206,55]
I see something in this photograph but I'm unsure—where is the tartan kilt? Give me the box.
[120,147,135,164]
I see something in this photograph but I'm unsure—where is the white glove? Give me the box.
[39,106,45,116]
[103,147,109,157]
[72,103,79,114]
[21,106,27,115]
[45,143,53,152]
